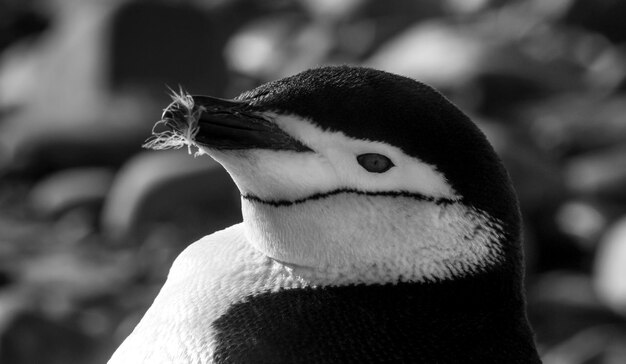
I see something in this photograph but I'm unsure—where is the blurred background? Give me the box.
[1,0,626,362]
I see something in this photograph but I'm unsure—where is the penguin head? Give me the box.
[153,66,521,284]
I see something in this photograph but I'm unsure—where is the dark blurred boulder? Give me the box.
[0,255,129,364]
[0,311,96,364]
[29,167,114,218]
[565,0,626,44]
[18,250,136,306]
[101,150,240,241]
[345,0,445,58]
[109,1,228,98]
[528,272,623,348]
[522,94,626,157]
[0,270,12,288]
[565,145,626,202]
[0,117,149,179]
[0,0,50,52]
[540,323,626,364]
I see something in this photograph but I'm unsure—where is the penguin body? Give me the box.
[109,66,541,363]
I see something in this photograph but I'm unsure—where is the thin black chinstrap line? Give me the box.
[241,188,460,207]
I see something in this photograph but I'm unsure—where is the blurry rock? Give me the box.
[565,145,626,201]
[109,0,228,97]
[347,0,445,56]
[331,0,446,63]
[0,311,95,364]
[555,200,609,252]
[528,272,621,347]
[523,94,626,156]
[0,270,12,288]
[541,324,626,364]
[469,61,576,118]
[51,208,100,246]
[0,262,126,363]
[583,40,626,91]
[565,0,626,44]
[0,119,149,179]
[29,167,114,218]
[225,10,349,82]
[225,15,325,80]
[18,250,136,312]
[0,287,30,334]
[101,150,240,240]
[595,216,626,317]
[443,0,492,14]
[604,341,626,364]
[366,21,486,90]
[297,0,366,21]
[224,16,288,77]
[0,0,50,51]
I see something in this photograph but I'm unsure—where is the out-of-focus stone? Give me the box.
[523,94,626,156]
[565,145,626,201]
[0,311,95,364]
[366,21,486,90]
[565,0,626,44]
[18,250,136,311]
[540,324,626,364]
[555,200,609,252]
[29,167,114,218]
[595,216,626,317]
[109,1,228,97]
[225,15,335,81]
[299,0,365,20]
[101,150,240,240]
[528,271,621,349]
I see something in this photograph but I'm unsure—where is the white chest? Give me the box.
[108,224,307,364]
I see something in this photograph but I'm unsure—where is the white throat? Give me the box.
[241,192,504,284]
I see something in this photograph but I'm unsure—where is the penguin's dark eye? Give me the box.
[357,153,394,173]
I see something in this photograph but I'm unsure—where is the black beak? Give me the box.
[163,95,311,152]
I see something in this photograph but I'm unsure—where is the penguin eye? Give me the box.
[357,153,394,173]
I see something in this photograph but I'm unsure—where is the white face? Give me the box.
[206,114,460,202]
[200,114,504,284]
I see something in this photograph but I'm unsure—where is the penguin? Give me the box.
[109,66,542,363]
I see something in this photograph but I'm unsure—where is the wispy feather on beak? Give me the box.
[143,87,206,156]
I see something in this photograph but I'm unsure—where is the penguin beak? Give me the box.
[163,95,311,152]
